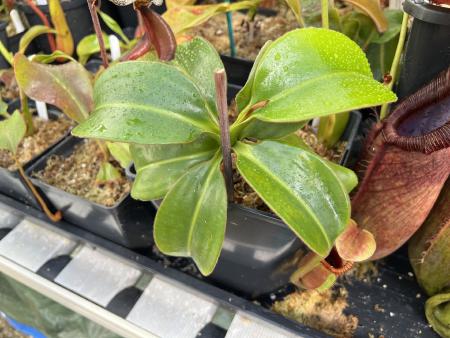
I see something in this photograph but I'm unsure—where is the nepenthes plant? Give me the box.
[72,25,396,275]
[352,68,450,260]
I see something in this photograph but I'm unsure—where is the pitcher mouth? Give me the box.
[382,68,450,154]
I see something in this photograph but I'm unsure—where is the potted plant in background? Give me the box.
[16,0,90,54]
[188,0,402,86]
[11,44,156,247]
[0,25,74,211]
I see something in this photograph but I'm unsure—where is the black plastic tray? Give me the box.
[0,193,438,337]
[26,136,155,249]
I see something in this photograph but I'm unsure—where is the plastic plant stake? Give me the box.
[108,35,121,61]
[10,10,26,34]
[35,101,49,121]
[225,0,236,57]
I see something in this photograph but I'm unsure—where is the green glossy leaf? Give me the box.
[0,110,26,154]
[236,40,272,112]
[154,155,227,275]
[276,134,358,193]
[131,135,218,200]
[19,25,56,54]
[232,119,306,142]
[96,161,121,183]
[234,140,350,257]
[173,37,223,118]
[72,61,219,144]
[106,142,132,169]
[98,10,130,44]
[14,54,94,123]
[77,33,111,65]
[233,28,396,127]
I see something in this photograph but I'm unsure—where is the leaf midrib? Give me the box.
[236,143,331,253]
[39,63,90,121]
[187,156,220,255]
[95,102,217,134]
[252,71,375,109]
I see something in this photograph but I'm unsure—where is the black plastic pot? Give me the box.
[117,2,167,29]
[147,111,362,297]
[0,21,9,69]
[221,54,253,87]
[19,0,94,55]
[0,104,71,207]
[210,111,362,297]
[26,136,155,249]
[397,0,450,99]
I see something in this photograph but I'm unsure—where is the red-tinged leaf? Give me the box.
[138,7,177,61]
[14,54,93,123]
[122,33,151,61]
[336,219,376,262]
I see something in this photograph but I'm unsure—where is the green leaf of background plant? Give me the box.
[317,112,350,148]
[163,0,260,36]
[72,61,219,144]
[173,37,223,119]
[131,135,218,201]
[96,161,121,183]
[154,155,227,275]
[19,25,56,54]
[0,110,26,154]
[32,51,76,64]
[77,33,111,65]
[371,10,403,44]
[14,54,93,123]
[284,0,305,27]
[98,10,130,44]
[234,140,350,257]
[106,142,132,169]
[234,29,396,127]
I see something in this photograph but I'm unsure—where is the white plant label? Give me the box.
[109,35,121,61]
[10,10,25,34]
[36,101,49,121]
[36,0,48,5]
